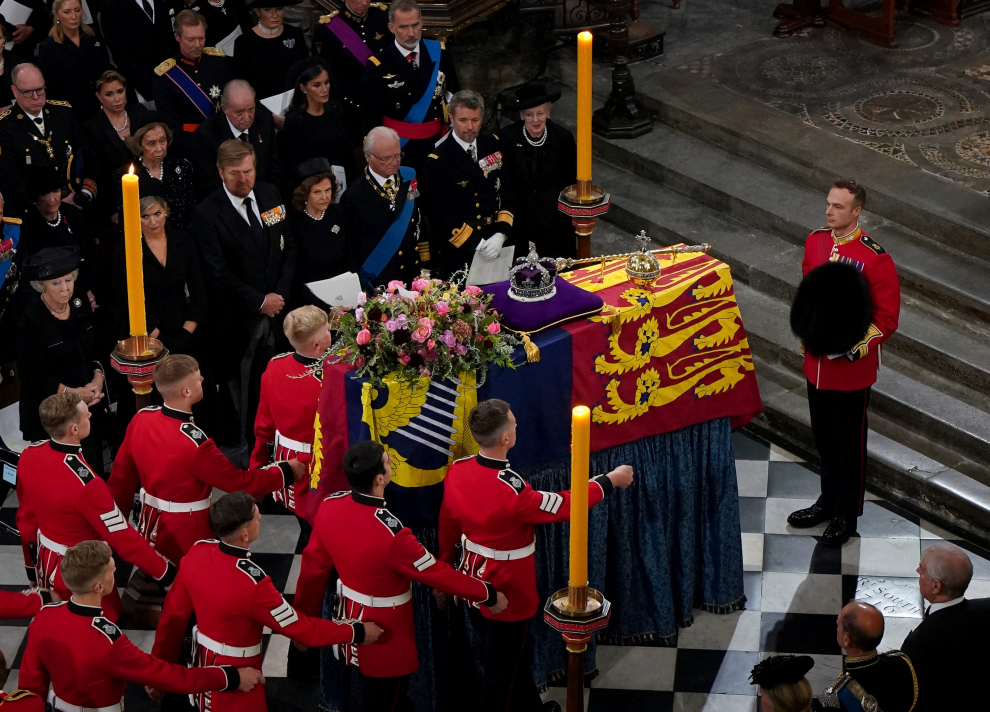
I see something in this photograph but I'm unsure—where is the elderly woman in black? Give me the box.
[500,82,578,260]
[114,117,197,230]
[17,246,110,470]
[37,0,111,122]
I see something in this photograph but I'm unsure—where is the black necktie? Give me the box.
[141,0,154,21]
[239,132,250,144]
[243,197,263,237]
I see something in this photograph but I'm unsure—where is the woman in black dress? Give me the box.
[0,16,29,108]
[17,246,111,470]
[500,82,578,261]
[232,0,308,120]
[289,158,352,311]
[37,0,110,122]
[190,0,249,50]
[280,59,350,181]
[114,117,196,230]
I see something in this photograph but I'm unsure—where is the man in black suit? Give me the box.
[194,139,295,463]
[360,0,458,171]
[901,543,990,712]
[100,0,182,105]
[193,79,281,198]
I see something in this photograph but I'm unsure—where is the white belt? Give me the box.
[337,579,412,608]
[49,689,123,712]
[275,430,311,454]
[462,534,536,561]
[140,488,211,514]
[38,531,69,556]
[192,625,262,658]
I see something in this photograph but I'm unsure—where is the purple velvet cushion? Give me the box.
[486,277,604,333]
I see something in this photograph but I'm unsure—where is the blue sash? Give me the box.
[398,39,441,148]
[360,166,417,286]
[163,64,215,120]
[838,688,866,712]
[0,222,21,295]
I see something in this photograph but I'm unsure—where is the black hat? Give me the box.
[23,246,82,282]
[25,166,66,199]
[243,0,302,9]
[295,157,334,182]
[504,81,562,111]
[790,260,873,357]
[750,655,815,689]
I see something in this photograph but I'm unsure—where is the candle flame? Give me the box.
[128,164,135,176]
[573,405,590,417]
[578,30,593,42]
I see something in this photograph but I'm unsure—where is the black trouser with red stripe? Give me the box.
[807,382,871,521]
[360,674,413,712]
[473,612,542,712]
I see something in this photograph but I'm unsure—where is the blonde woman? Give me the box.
[37,0,110,122]
[751,655,815,712]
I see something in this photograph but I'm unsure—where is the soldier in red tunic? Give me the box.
[788,179,900,546]
[16,393,175,622]
[108,354,306,564]
[294,440,508,712]
[152,491,382,712]
[250,305,334,518]
[438,399,633,712]
[0,590,49,711]
[18,540,264,711]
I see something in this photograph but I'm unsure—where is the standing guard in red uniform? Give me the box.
[250,306,334,518]
[152,491,382,712]
[438,399,634,712]
[0,590,49,711]
[16,393,175,622]
[19,541,264,712]
[294,441,508,712]
[788,179,900,546]
[108,354,306,564]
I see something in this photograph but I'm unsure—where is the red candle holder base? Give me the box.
[110,335,168,408]
[558,182,611,260]
[545,586,611,712]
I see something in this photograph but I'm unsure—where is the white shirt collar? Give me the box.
[135,0,154,21]
[451,131,477,155]
[368,167,394,188]
[222,183,259,219]
[929,596,965,615]
[395,40,419,58]
[226,118,248,140]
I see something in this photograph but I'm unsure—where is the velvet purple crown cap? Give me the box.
[508,242,559,302]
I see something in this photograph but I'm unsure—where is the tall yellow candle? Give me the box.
[576,31,593,183]
[569,405,591,588]
[121,166,147,337]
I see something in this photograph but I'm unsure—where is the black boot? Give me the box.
[821,516,857,547]
[787,503,831,528]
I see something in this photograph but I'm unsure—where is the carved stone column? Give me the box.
[592,0,652,139]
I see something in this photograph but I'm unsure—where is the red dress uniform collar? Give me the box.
[476,454,508,470]
[292,352,321,366]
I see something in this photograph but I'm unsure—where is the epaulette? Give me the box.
[47,100,71,108]
[427,153,439,160]
[26,440,47,449]
[324,490,349,501]
[319,11,338,22]
[236,558,267,584]
[155,58,176,76]
[180,421,208,447]
[375,508,404,536]
[0,690,39,705]
[498,469,527,495]
[440,41,446,50]
[1,216,22,225]
[371,2,388,9]
[139,405,161,412]
[435,132,451,147]
[493,133,499,141]
[861,234,886,255]
[41,600,66,608]
[0,110,10,122]
[92,616,122,643]
[203,46,225,57]
[64,453,94,484]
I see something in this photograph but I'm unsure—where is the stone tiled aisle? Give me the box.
[2,430,989,711]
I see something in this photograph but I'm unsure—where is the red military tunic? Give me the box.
[802,227,900,391]
[153,539,361,712]
[249,352,324,517]
[16,440,174,622]
[438,454,613,622]
[0,589,44,620]
[19,599,237,710]
[108,406,293,564]
[0,690,44,711]
[294,490,497,678]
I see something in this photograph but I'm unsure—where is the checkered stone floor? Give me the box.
[2,430,990,711]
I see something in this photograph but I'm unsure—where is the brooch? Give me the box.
[72,297,82,308]
[388,80,405,89]
[261,205,286,227]
[283,38,295,48]
[209,85,221,99]
[175,165,182,175]
[478,151,503,178]
[434,71,445,100]
[375,32,384,40]
[331,224,340,234]
[383,73,396,79]
[280,235,285,251]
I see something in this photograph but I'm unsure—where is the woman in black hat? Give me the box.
[16,246,113,470]
[280,58,351,180]
[750,654,815,712]
[499,81,579,261]
[288,157,352,311]
[0,15,29,108]
[232,0,309,113]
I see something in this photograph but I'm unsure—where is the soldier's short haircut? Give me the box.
[923,542,973,598]
[284,305,329,347]
[449,90,484,118]
[343,441,387,493]
[175,9,208,35]
[61,540,113,593]
[209,491,257,538]
[39,392,84,438]
[221,79,255,107]
[363,126,400,155]
[217,139,256,170]
[468,399,511,448]
[832,178,867,209]
[840,603,884,652]
[153,354,200,396]
[389,0,420,24]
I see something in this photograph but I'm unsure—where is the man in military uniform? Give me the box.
[0,64,97,216]
[315,0,390,147]
[787,179,900,547]
[420,90,514,278]
[814,602,918,712]
[361,0,459,171]
[153,9,233,156]
[342,126,427,290]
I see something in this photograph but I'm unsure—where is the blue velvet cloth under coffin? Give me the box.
[486,276,604,333]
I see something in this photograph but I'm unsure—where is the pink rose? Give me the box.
[440,330,456,348]
[428,339,436,350]
[355,308,365,322]
[487,322,501,335]
[411,278,430,292]
[357,292,367,306]
[387,280,404,293]
[399,353,411,365]
[418,317,434,329]
[463,285,483,296]
[436,301,450,317]
[455,343,467,356]
[411,326,431,343]
[356,329,371,345]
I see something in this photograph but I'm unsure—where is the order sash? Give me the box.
[397,39,441,147]
[163,64,215,120]
[323,15,375,66]
[360,166,416,285]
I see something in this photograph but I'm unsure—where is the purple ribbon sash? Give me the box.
[324,15,375,67]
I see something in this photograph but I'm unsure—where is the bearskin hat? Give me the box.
[790,261,872,357]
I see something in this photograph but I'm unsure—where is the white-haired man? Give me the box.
[341,125,427,289]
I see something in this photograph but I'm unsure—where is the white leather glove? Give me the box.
[475,237,488,252]
[482,233,506,261]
